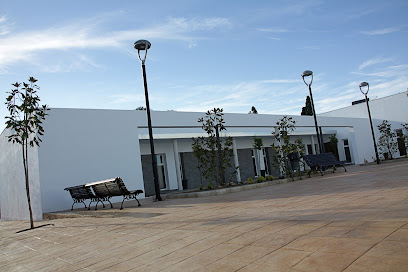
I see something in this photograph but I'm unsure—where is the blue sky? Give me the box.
[1,0,407,132]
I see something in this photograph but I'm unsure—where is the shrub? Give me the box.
[266,175,274,181]
[248,177,254,184]
[256,176,265,183]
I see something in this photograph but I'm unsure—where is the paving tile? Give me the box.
[123,252,189,272]
[307,225,355,237]
[283,236,329,252]
[220,245,275,264]
[364,240,408,260]
[254,248,311,269]
[251,233,300,248]
[224,231,270,246]
[196,259,247,272]
[343,255,408,272]
[237,263,275,272]
[317,237,377,255]
[385,228,408,242]
[292,251,359,272]
[343,226,396,240]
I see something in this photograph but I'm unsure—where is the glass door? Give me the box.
[156,154,167,190]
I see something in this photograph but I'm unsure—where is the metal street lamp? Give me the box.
[302,70,323,154]
[134,39,162,201]
[359,82,380,164]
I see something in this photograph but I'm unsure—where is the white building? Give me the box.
[1,105,406,221]
[320,90,408,123]
[320,90,408,158]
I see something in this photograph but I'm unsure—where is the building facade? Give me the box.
[1,108,406,221]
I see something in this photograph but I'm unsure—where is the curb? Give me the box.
[162,178,293,199]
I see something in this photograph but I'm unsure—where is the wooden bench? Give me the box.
[64,185,98,210]
[86,177,143,210]
[302,152,347,177]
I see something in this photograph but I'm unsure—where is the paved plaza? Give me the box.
[1,160,408,271]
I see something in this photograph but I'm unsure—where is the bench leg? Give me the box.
[136,198,141,207]
[95,200,101,210]
[71,202,75,210]
[107,199,113,209]
[120,197,125,210]
[88,199,94,210]
[82,200,87,209]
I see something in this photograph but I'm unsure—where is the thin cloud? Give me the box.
[257,27,288,33]
[167,17,232,31]
[172,79,308,115]
[0,15,11,35]
[261,79,298,84]
[359,57,392,70]
[361,27,400,35]
[352,64,408,78]
[0,16,232,72]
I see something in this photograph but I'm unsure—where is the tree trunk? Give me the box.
[22,141,34,229]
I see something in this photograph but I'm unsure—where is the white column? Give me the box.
[172,139,183,191]
[310,135,316,154]
[232,138,241,183]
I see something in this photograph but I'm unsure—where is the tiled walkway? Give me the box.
[1,160,408,271]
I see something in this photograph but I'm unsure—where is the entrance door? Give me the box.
[251,148,269,177]
[156,154,168,190]
[343,139,351,163]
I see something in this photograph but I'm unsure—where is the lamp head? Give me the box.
[302,70,313,77]
[134,40,151,51]
[134,40,151,64]
[359,82,369,95]
[359,82,369,88]
[302,70,313,86]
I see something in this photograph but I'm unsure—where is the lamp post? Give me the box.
[134,39,162,201]
[302,70,323,154]
[359,82,380,164]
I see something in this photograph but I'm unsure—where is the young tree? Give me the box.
[328,134,339,158]
[5,77,49,229]
[402,123,408,151]
[377,120,398,160]
[301,96,313,116]
[192,108,235,187]
[271,116,299,177]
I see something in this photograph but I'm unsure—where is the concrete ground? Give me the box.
[1,160,408,272]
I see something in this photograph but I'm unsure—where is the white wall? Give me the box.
[320,91,408,123]
[38,108,145,213]
[0,129,42,221]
